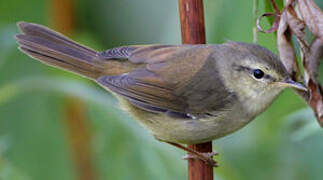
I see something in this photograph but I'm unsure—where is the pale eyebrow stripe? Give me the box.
[232,64,276,81]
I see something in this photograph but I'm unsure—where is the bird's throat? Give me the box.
[240,87,284,117]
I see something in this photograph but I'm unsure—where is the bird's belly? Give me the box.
[145,112,251,144]
[119,98,252,144]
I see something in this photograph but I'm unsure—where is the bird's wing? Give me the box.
[97,45,235,118]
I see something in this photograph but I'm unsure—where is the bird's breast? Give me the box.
[119,98,253,144]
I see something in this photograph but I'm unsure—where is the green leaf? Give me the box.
[0,160,32,180]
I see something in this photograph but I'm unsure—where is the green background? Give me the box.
[0,0,323,179]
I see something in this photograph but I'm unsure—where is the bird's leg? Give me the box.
[163,141,219,167]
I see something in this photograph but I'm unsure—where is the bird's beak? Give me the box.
[276,78,307,91]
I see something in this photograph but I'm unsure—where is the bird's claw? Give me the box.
[182,152,219,167]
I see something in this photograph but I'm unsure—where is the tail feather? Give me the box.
[17,22,97,56]
[15,22,104,79]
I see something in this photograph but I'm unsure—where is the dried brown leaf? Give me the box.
[308,79,323,126]
[307,38,323,126]
[285,1,323,126]
[261,0,323,127]
[298,0,323,41]
[286,6,307,45]
[277,11,298,76]
[285,5,310,82]
[308,38,323,80]
[289,0,323,127]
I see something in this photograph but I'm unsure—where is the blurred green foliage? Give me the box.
[0,0,322,180]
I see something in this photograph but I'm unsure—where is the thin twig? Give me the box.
[270,0,281,14]
[253,0,259,43]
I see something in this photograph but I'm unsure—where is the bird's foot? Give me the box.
[157,139,219,167]
[183,151,219,167]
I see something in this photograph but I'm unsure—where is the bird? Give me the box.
[15,22,307,166]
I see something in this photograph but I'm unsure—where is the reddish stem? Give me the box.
[178,0,213,180]
[188,143,213,180]
[270,0,281,14]
[178,0,206,44]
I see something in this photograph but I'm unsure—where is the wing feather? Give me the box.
[96,45,236,118]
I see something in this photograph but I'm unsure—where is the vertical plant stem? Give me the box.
[49,0,74,35]
[187,142,213,180]
[253,0,259,43]
[64,98,96,180]
[178,0,206,44]
[49,0,96,179]
[178,0,213,180]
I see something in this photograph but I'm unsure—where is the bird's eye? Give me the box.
[253,69,264,79]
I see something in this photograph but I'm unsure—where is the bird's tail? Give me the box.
[15,22,104,79]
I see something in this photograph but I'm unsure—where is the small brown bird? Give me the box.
[15,22,306,166]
